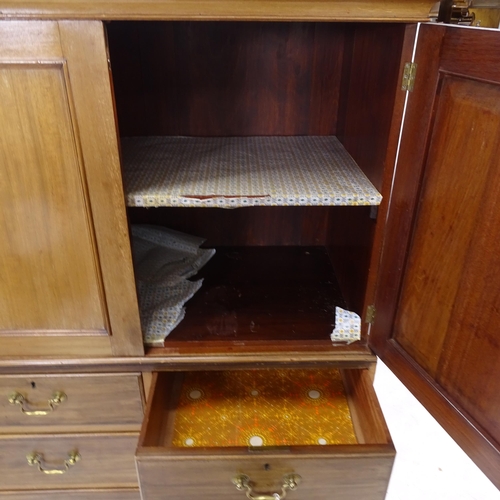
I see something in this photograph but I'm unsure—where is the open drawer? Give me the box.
[136,368,395,500]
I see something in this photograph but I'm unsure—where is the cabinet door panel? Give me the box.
[0,64,107,335]
[371,24,500,489]
[0,21,142,357]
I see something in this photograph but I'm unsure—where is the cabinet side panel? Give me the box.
[0,64,107,335]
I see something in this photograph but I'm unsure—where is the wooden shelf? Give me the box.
[122,136,382,209]
[158,246,350,345]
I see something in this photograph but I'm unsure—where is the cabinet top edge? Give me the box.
[0,0,434,22]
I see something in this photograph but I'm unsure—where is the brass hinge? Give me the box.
[401,62,417,92]
[365,305,376,325]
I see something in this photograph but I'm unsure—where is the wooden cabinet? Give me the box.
[0,1,499,497]
[0,21,143,358]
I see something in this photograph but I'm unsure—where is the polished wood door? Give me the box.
[0,21,142,357]
[371,24,500,488]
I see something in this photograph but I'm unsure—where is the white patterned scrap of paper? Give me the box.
[331,307,361,344]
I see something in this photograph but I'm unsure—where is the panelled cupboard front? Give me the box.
[0,2,499,498]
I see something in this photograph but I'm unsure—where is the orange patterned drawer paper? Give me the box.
[172,369,357,448]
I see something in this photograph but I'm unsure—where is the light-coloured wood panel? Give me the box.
[0,336,112,358]
[0,433,139,490]
[0,20,143,357]
[0,64,108,335]
[59,21,143,356]
[0,489,140,500]
[0,373,143,433]
[137,455,394,500]
[0,0,435,21]
[0,21,61,60]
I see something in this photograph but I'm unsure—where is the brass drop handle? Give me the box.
[26,451,81,474]
[232,473,301,500]
[9,391,67,416]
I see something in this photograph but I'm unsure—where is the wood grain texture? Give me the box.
[0,373,143,433]
[343,369,393,445]
[109,22,344,137]
[394,76,500,375]
[138,369,394,499]
[0,349,377,374]
[0,63,107,334]
[0,433,139,490]
[0,489,141,499]
[371,24,500,489]
[58,21,144,356]
[137,455,394,500]
[0,20,143,357]
[128,207,330,247]
[0,0,436,22]
[161,247,346,343]
[329,24,407,315]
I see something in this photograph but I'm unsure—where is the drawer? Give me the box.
[136,368,395,500]
[0,374,144,432]
[0,490,141,499]
[0,433,139,491]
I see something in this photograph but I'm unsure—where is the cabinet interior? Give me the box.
[106,21,407,353]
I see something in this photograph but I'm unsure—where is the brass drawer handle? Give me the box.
[26,451,81,474]
[9,391,67,416]
[232,473,301,500]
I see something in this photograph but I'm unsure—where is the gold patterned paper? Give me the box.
[172,369,357,448]
[122,136,382,208]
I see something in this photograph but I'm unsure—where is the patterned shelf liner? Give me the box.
[171,369,357,448]
[122,136,383,208]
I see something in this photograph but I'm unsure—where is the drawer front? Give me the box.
[0,374,143,432]
[0,433,139,490]
[0,490,141,500]
[137,456,394,500]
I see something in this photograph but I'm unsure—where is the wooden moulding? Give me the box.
[0,0,435,22]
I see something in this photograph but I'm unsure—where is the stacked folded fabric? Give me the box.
[131,225,215,345]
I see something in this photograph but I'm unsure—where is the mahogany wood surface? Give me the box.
[58,21,144,357]
[0,491,141,500]
[108,21,344,137]
[0,23,108,347]
[162,246,345,342]
[0,373,143,433]
[0,0,436,22]
[0,21,143,357]
[343,369,393,445]
[371,24,500,488]
[0,433,139,490]
[128,207,331,247]
[137,369,394,500]
[330,24,407,315]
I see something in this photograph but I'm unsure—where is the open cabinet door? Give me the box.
[369,24,500,489]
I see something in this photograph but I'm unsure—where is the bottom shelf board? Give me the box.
[156,246,351,345]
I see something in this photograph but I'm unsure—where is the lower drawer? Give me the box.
[0,433,139,491]
[137,368,395,500]
[0,489,141,500]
